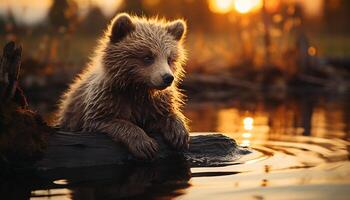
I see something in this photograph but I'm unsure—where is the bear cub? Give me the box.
[57,13,189,159]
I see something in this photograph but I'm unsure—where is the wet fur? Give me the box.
[56,13,189,159]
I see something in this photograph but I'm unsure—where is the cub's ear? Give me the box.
[110,13,135,43]
[166,19,187,41]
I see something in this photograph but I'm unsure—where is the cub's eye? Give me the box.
[143,55,154,65]
[167,57,175,65]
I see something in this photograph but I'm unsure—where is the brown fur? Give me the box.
[56,13,189,159]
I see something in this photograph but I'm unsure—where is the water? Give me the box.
[183,94,350,200]
[5,94,350,199]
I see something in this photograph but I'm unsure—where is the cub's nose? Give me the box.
[162,74,174,85]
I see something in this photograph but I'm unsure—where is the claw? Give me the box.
[128,138,159,160]
[150,141,158,153]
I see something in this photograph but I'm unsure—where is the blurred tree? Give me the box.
[48,0,79,33]
[48,0,70,32]
[120,0,145,15]
[5,9,17,28]
[324,0,350,33]
[0,17,5,34]
[80,6,108,35]
[4,9,18,42]
[182,0,214,31]
[46,0,79,65]
[141,0,214,31]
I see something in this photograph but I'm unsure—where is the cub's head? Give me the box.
[102,13,187,90]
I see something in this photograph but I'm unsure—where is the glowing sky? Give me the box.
[0,0,324,25]
[208,0,323,17]
[0,0,123,25]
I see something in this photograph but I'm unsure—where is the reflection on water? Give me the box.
[4,160,191,199]
[185,95,350,143]
[181,95,350,200]
[2,94,350,199]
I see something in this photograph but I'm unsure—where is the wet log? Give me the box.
[2,131,250,198]
[2,132,249,199]
[37,131,250,170]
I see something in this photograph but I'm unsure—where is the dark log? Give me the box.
[0,131,249,197]
[1,132,250,199]
[37,131,250,171]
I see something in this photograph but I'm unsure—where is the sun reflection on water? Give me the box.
[53,179,69,185]
[31,188,73,199]
[243,117,254,131]
[187,98,349,142]
[241,117,254,147]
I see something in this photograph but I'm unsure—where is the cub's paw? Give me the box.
[164,124,189,150]
[127,136,159,160]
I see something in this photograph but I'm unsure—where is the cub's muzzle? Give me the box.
[162,73,174,86]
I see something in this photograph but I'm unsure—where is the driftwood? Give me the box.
[37,131,250,170]
[2,133,248,200]
[2,131,247,200]
[23,131,249,198]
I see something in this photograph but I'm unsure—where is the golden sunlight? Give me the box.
[241,139,251,147]
[242,132,252,138]
[0,0,52,24]
[0,0,123,24]
[241,117,254,147]
[243,117,254,130]
[70,0,124,17]
[208,0,234,14]
[234,0,263,14]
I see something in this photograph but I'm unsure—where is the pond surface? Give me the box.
[183,94,350,200]
[8,93,350,199]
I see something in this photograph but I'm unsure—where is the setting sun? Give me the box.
[208,0,234,14]
[234,0,263,14]
[209,0,263,14]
